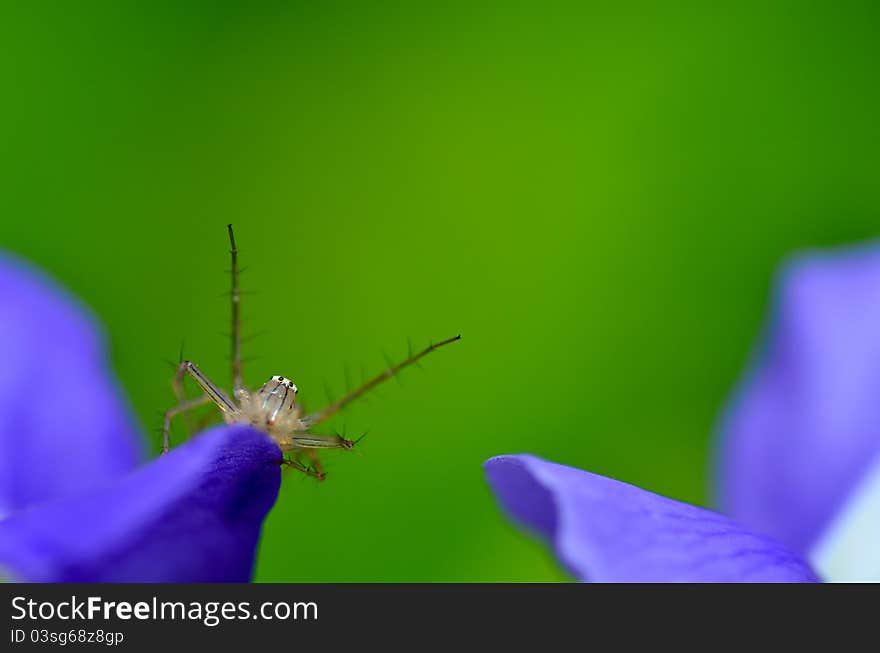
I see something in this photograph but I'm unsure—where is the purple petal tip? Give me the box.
[485,454,819,583]
[0,425,282,582]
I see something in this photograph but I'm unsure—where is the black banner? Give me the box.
[0,583,872,649]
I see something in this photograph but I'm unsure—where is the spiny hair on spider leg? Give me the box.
[162,357,180,371]
[240,329,269,344]
[343,362,352,393]
[218,329,268,342]
[354,429,370,445]
[158,341,188,371]
[381,350,403,385]
[322,379,335,405]
[406,338,425,371]
[223,265,250,275]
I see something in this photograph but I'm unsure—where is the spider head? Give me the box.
[252,375,300,428]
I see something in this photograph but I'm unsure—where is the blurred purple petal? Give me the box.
[716,244,880,556]
[485,454,818,582]
[0,425,281,582]
[0,253,143,516]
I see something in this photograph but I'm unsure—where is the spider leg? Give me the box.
[193,410,218,433]
[227,224,245,401]
[172,354,199,434]
[301,334,461,427]
[281,453,326,481]
[163,360,239,453]
[162,395,211,454]
[303,450,326,480]
[286,434,355,450]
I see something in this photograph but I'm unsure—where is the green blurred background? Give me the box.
[2,2,879,581]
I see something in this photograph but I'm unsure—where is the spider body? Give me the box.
[243,375,304,436]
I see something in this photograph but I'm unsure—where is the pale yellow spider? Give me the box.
[163,225,460,480]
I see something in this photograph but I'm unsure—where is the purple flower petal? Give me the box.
[0,425,281,582]
[0,253,143,516]
[485,454,819,582]
[716,244,880,556]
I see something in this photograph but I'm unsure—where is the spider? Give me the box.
[162,224,460,480]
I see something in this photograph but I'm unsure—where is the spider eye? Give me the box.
[268,375,298,394]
